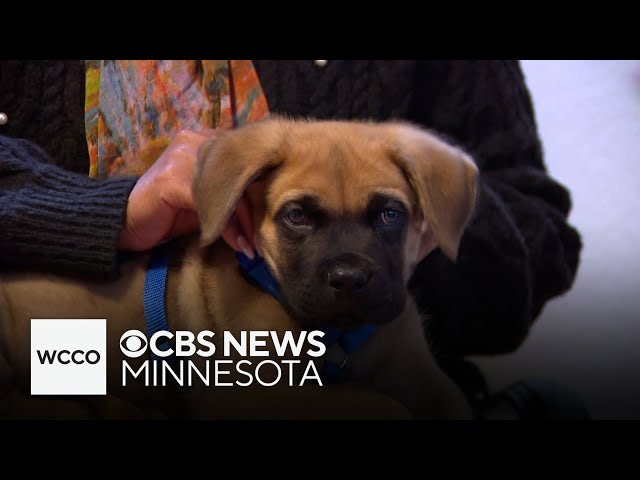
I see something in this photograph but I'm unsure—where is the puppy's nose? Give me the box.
[327,266,372,293]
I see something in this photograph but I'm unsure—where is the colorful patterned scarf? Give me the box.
[85,60,269,178]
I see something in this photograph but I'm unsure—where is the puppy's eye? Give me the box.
[285,208,309,226]
[379,209,402,225]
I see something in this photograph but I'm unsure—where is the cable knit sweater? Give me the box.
[0,60,582,356]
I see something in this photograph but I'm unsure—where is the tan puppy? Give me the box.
[0,118,478,419]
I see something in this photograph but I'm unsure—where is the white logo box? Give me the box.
[31,319,107,395]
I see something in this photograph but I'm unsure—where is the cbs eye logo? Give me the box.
[119,330,148,358]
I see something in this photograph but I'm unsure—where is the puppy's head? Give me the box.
[194,118,478,329]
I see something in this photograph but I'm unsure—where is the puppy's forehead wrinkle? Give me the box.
[267,132,414,217]
[276,191,321,207]
[368,188,412,210]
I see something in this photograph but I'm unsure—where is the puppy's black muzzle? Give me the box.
[321,253,377,297]
[280,250,405,329]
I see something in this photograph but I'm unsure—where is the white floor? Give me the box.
[471,60,640,419]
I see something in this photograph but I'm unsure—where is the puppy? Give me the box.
[0,118,478,419]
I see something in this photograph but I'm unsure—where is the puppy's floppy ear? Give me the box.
[388,123,478,261]
[193,119,286,247]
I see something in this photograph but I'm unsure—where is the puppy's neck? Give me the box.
[164,236,299,339]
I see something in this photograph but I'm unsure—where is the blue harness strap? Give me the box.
[143,241,175,363]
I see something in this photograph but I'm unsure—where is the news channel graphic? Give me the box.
[30,319,330,394]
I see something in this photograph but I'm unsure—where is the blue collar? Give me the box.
[235,251,282,301]
[142,243,377,382]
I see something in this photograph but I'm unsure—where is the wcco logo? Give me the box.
[31,319,106,395]
[37,349,101,365]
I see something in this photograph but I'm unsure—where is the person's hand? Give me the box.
[119,129,215,251]
[119,128,258,254]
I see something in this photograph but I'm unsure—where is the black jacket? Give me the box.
[0,60,582,356]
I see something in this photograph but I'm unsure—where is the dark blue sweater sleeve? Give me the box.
[0,135,138,279]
